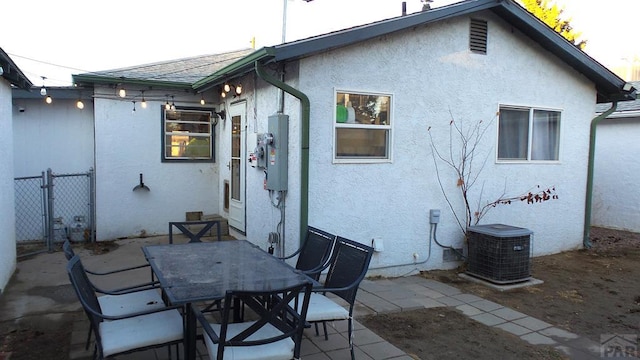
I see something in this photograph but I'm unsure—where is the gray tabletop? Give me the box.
[143,240,310,305]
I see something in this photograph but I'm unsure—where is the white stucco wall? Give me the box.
[12,98,94,177]
[0,79,17,292]
[592,116,640,232]
[94,91,220,240]
[238,11,596,277]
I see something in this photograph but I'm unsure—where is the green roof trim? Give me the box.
[72,74,193,90]
[192,47,276,92]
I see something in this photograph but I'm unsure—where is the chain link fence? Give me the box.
[14,168,95,258]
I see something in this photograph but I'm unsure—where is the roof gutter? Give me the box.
[0,48,33,90]
[254,61,310,246]
[72,74,192,90]
[583,101,618,248]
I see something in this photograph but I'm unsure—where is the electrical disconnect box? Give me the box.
[265,114,288,191]
[251,133,267,169]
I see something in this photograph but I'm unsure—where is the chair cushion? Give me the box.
[98,289,164,316]
[203,321,295,360]
[291,293,349,322]
[99,309,183,357]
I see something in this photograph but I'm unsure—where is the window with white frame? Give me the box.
[162,107,214,162]
[497,106,561,161]
[334,90,391,162]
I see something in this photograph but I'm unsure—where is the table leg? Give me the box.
[185,303,196,360]
[233,298,241,322]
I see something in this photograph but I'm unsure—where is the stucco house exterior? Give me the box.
[592,84,640,233]
[0,48,32,293]
[15,0,635,277]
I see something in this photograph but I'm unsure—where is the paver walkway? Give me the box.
[69,274,602,359]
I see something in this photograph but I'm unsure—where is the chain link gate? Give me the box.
[14,168,95,258]
[14,172,47,256]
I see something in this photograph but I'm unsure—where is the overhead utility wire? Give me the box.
[8,51,250,85]
[7,52,93,74]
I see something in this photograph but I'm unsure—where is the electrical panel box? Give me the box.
[266,114,288,191]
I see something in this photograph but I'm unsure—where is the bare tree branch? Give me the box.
[428,113,559,236]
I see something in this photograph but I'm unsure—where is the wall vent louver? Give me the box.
[470,18,488,54]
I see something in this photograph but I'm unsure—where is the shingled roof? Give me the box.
[73,49,253,88]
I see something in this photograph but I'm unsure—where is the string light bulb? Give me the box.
[164,95,170,110]
[224,84,231,93]
[45,95,52,104]
[235,84,242,95]
[221,90,226,98]
[76,99,84,109]
[40,76,47,96]
[200,94,205,105]
[118,87,126,98]
[140,91,147,109]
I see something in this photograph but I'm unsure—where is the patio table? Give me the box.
[142,240,312,360]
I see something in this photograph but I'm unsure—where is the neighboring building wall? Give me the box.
[0,79,16,292]
[238,11,596,276]
[592,116,640,232]
[93,91,221,240]
[12,98,94,177]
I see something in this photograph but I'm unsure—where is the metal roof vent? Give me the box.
[470,18,488,54]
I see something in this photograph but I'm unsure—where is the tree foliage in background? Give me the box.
[519,0,587,49]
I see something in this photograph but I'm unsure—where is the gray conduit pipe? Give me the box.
[368,224,433,271]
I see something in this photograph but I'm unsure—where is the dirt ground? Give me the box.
[1,227,639,359]
[361,226,640,359]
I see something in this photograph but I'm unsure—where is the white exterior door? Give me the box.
[228,102,246,232]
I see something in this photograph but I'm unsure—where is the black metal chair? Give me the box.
[63,240,151,279]
[63,240,164,350]
[296,236,374,360]
[194,281,313,360]
[169,220,222,244]
[279,226,336,280]
[66,255,183,359]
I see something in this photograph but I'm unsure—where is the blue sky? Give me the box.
[2,0,638,86]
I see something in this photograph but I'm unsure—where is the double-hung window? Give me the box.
[334,90,392,163]
[497,106,561,162]
[162,107,214,162]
